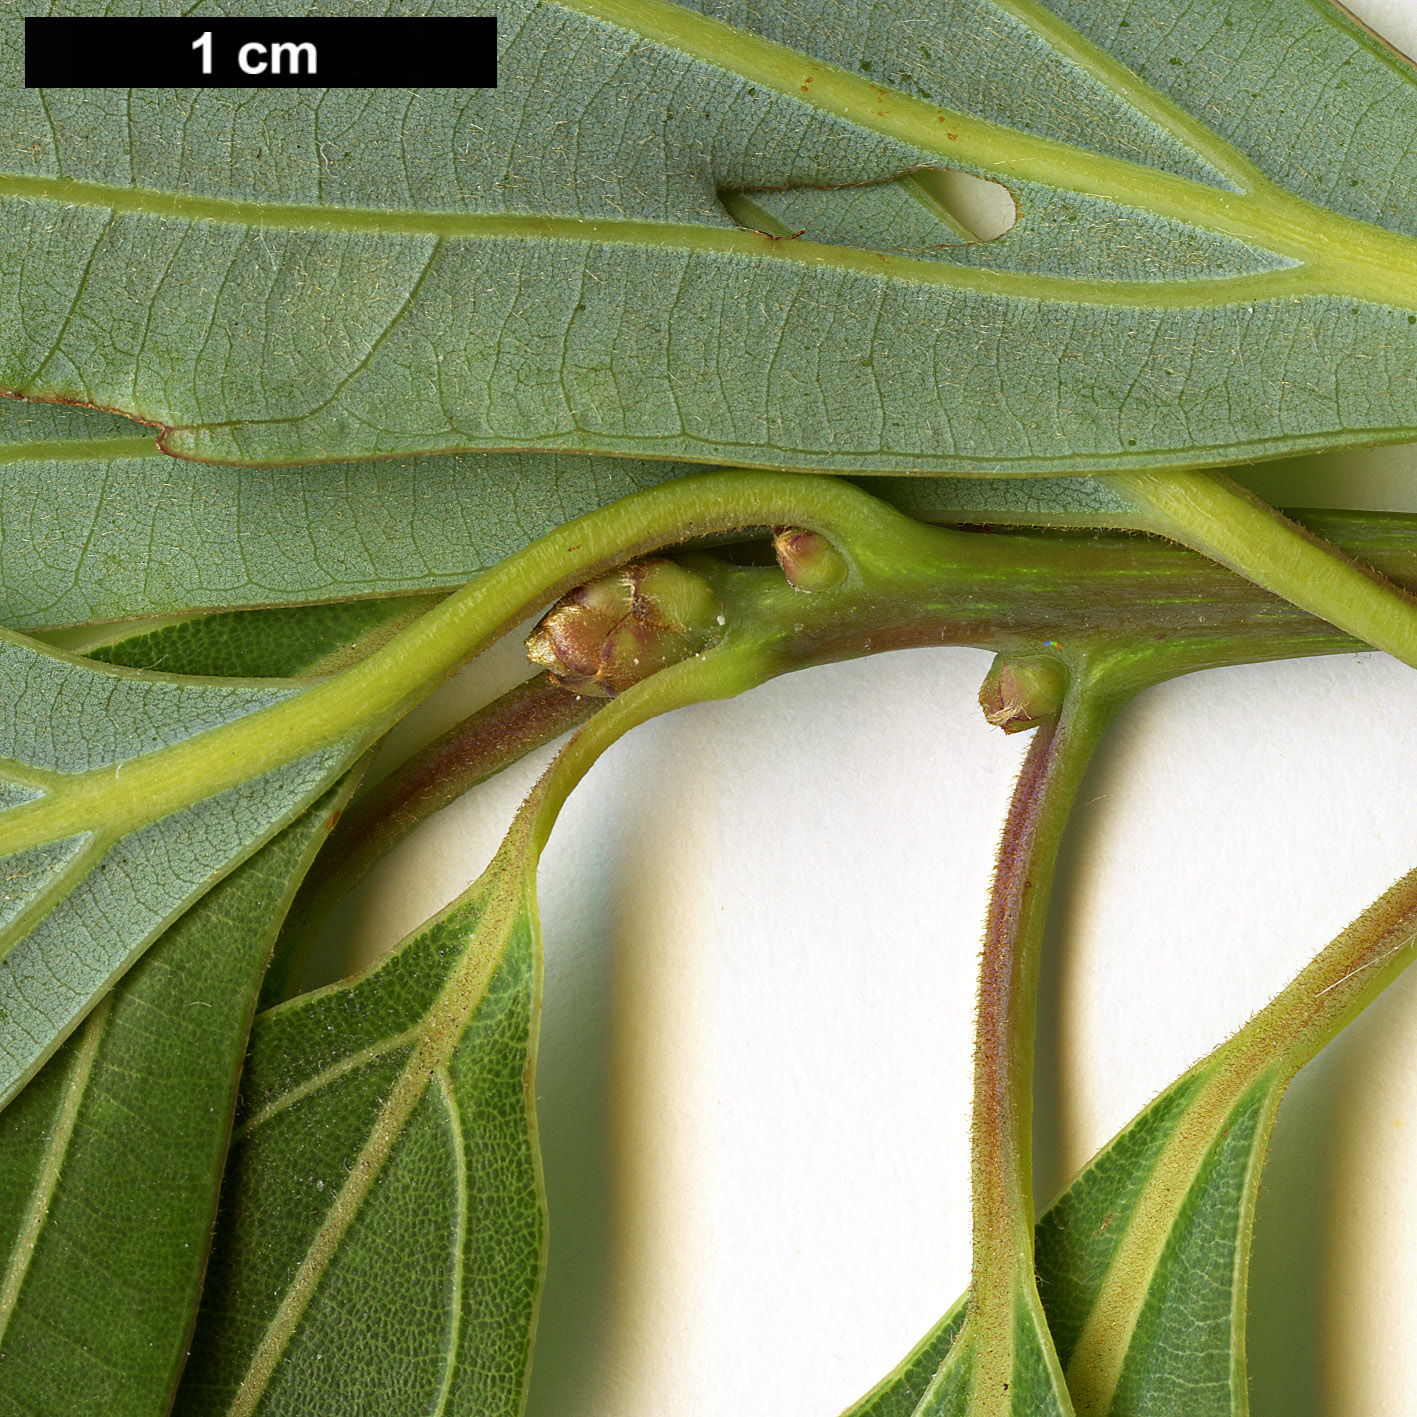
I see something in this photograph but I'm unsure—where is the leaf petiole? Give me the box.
[927,670,1112,1414]
[266,673,597,1005]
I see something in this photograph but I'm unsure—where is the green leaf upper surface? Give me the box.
[845,1302,966,1417]
[178,822,544,1417]
[842,1061,1282,1417]
[45,594,445,679]
[1039,1076,1279,1417]
[909,1292,1075,1417]
[841,838,1417,1417]
[0,781,351,1417]
[175,607,783,1417]
[6,2,1417,472]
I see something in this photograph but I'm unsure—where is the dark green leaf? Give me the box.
[179,820,544,1417]
[0,781,354,1417]
[841,1064,1284,1417]
[43,595,446,679]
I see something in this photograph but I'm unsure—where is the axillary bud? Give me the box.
[978,653,1069,733]
[772,526,849,592]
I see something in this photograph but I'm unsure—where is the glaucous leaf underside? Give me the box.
[2,0,1417,473]
[0,625,365,1107]
[0,397,704,630]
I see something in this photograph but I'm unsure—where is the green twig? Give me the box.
[275,507,1417,1000]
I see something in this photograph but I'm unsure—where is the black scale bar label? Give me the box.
[25,17,497,89]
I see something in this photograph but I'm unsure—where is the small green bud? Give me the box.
[773,527,848,592]
[978,653,1069,733]
[526,559,723,697]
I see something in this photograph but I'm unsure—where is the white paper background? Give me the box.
[327,6,1417,1411]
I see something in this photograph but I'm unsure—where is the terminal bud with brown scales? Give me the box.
[526,559,724,697]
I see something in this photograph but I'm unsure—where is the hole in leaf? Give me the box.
[718,167,1016,251]
[905,167,1016,241]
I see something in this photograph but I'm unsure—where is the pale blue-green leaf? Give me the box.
[0,395,704,631]
[3,2,1417,471]
[0,634,363,1107]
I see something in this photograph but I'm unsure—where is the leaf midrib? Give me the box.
[554,0,1417,305]
[224,862,527,1417]
[0,435,156,465]
[0,994,111,1348]
[0,172,1321,313]
[430,1067,469,1417]
[985,0,1268,191]
[1063,1063,1282,1417]
[0,172,1405,323]
[0,832,107,968]
[232,1028,420,1143]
